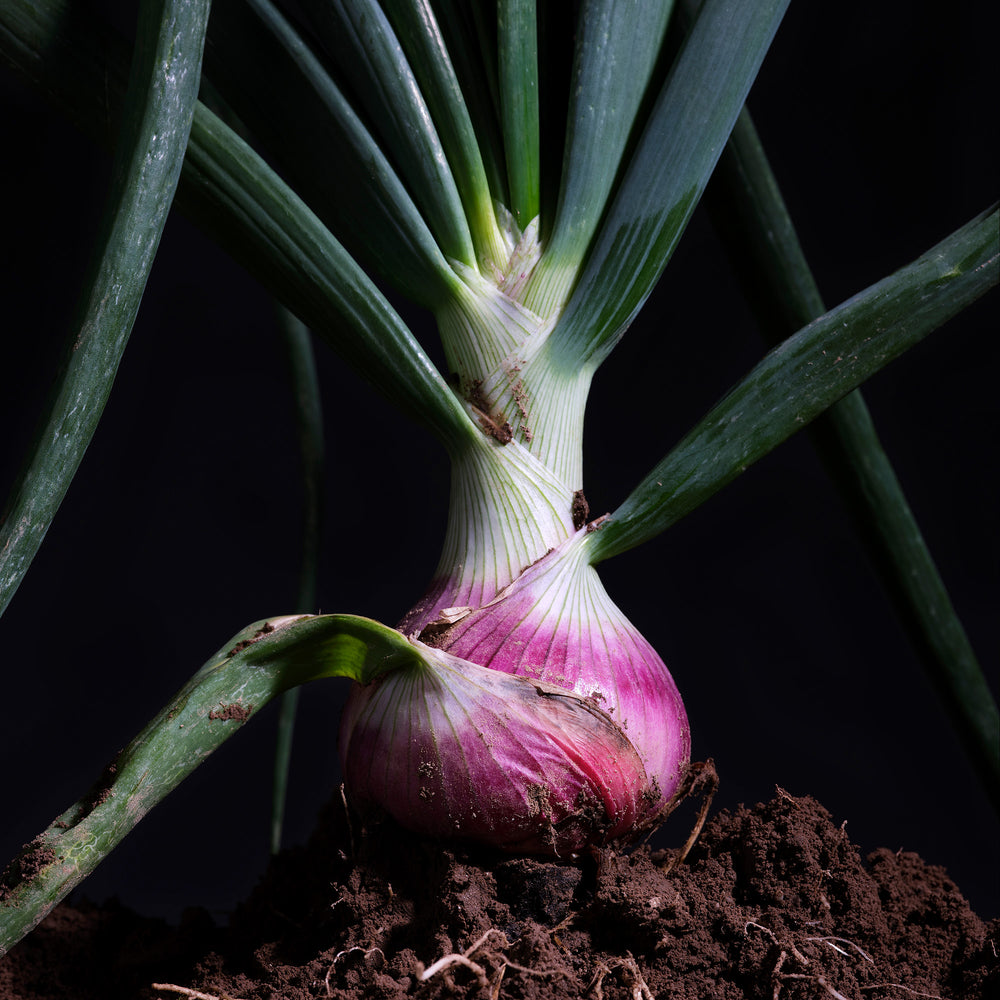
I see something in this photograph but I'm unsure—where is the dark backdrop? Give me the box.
[2,2,998,925]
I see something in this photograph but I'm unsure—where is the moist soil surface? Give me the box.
[3,788,997,999]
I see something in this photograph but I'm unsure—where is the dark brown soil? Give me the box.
[2,789,996,999]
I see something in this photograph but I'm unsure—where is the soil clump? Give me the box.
[2,789,996,999]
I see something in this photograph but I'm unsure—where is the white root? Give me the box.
[585,953,653,1000]
[860,986,950,999]
[418,927,512,985]
[151,986,245,1000]
[331,944,386,966]
[744,920,924,1000]
[807,935,874,963]
[418,926,566,991]
[418,951,489,985]
[489,963,507,1000]
[323,936,387,994]
[745,920,809,965]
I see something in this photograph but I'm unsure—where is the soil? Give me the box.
[2,788,996,1000]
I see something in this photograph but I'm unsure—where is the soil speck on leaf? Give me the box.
[0,840,57,903]
[2,791,996,999]
[571,490,590,531]
[207,703,252,723]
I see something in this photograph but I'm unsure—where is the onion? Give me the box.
[339,527,689,854]
[407,530,690,815]
[338,641,655,855]
[338,252,690,853]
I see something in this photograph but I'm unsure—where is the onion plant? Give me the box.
[1,0,996,954]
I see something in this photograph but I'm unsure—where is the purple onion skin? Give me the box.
[339,645,655,855]
[402,534,691,815]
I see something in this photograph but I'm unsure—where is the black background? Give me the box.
[2,1,998,927]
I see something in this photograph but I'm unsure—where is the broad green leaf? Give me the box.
[382,0,509,273]
[497,0,540,228]
[0,613,423,955]
[706,111,999,810]
[522,0,676,318]
[0,0,476,453]
[0,0,210,620]
[206,0,461,309]
[584,205,999,563]
[299,0,477,269]
[545,0,790,369]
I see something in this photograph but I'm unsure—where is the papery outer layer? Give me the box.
[338,641,654,854]
[408,530,690,811]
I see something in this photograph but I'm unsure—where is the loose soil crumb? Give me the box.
[0,842,57,905]
[2,791,996,999]
[571,491,590,531]
[207,703,253,723]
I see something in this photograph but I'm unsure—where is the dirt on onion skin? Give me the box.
[2,791,996,1000]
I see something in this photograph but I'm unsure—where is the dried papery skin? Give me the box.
[338,642,654,855]
[412,531,690,813]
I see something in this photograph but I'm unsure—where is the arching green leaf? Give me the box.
[585,206,999,561]
[0,0,210,619]
[706,111,998,811]
[299,0,477,269]
[545,0,790,369]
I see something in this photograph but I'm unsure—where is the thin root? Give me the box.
[806,935,874,963]
[745,921,886,1000]
[151,986,244,1000]
[418,952,489,986]
[339,783,356,859]
[745,920,809,966]
[418,928,511,986]
[780,972,852,1000]
[860,986,949,999]
[746,923,945,1000]
[418,927,564,989]
[656,759,719,873]
[585,953,653,1000]
[489,963,506,1000]
[331,944,386,967]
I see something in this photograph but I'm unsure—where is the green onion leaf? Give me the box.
[0,614,423,954]
[207,0,462,308]
[497,0,540,229]
[181,105,475,450]
[270,307,326,854]
[584,205,1000,562]
[430,0,509,207]
[545,0,790,369]
[299,0,477,269]
[706,111,999,811]
[382,0,509,273]
[0,0,210,619]
[522,0,676,317]
[0,0,477,453]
